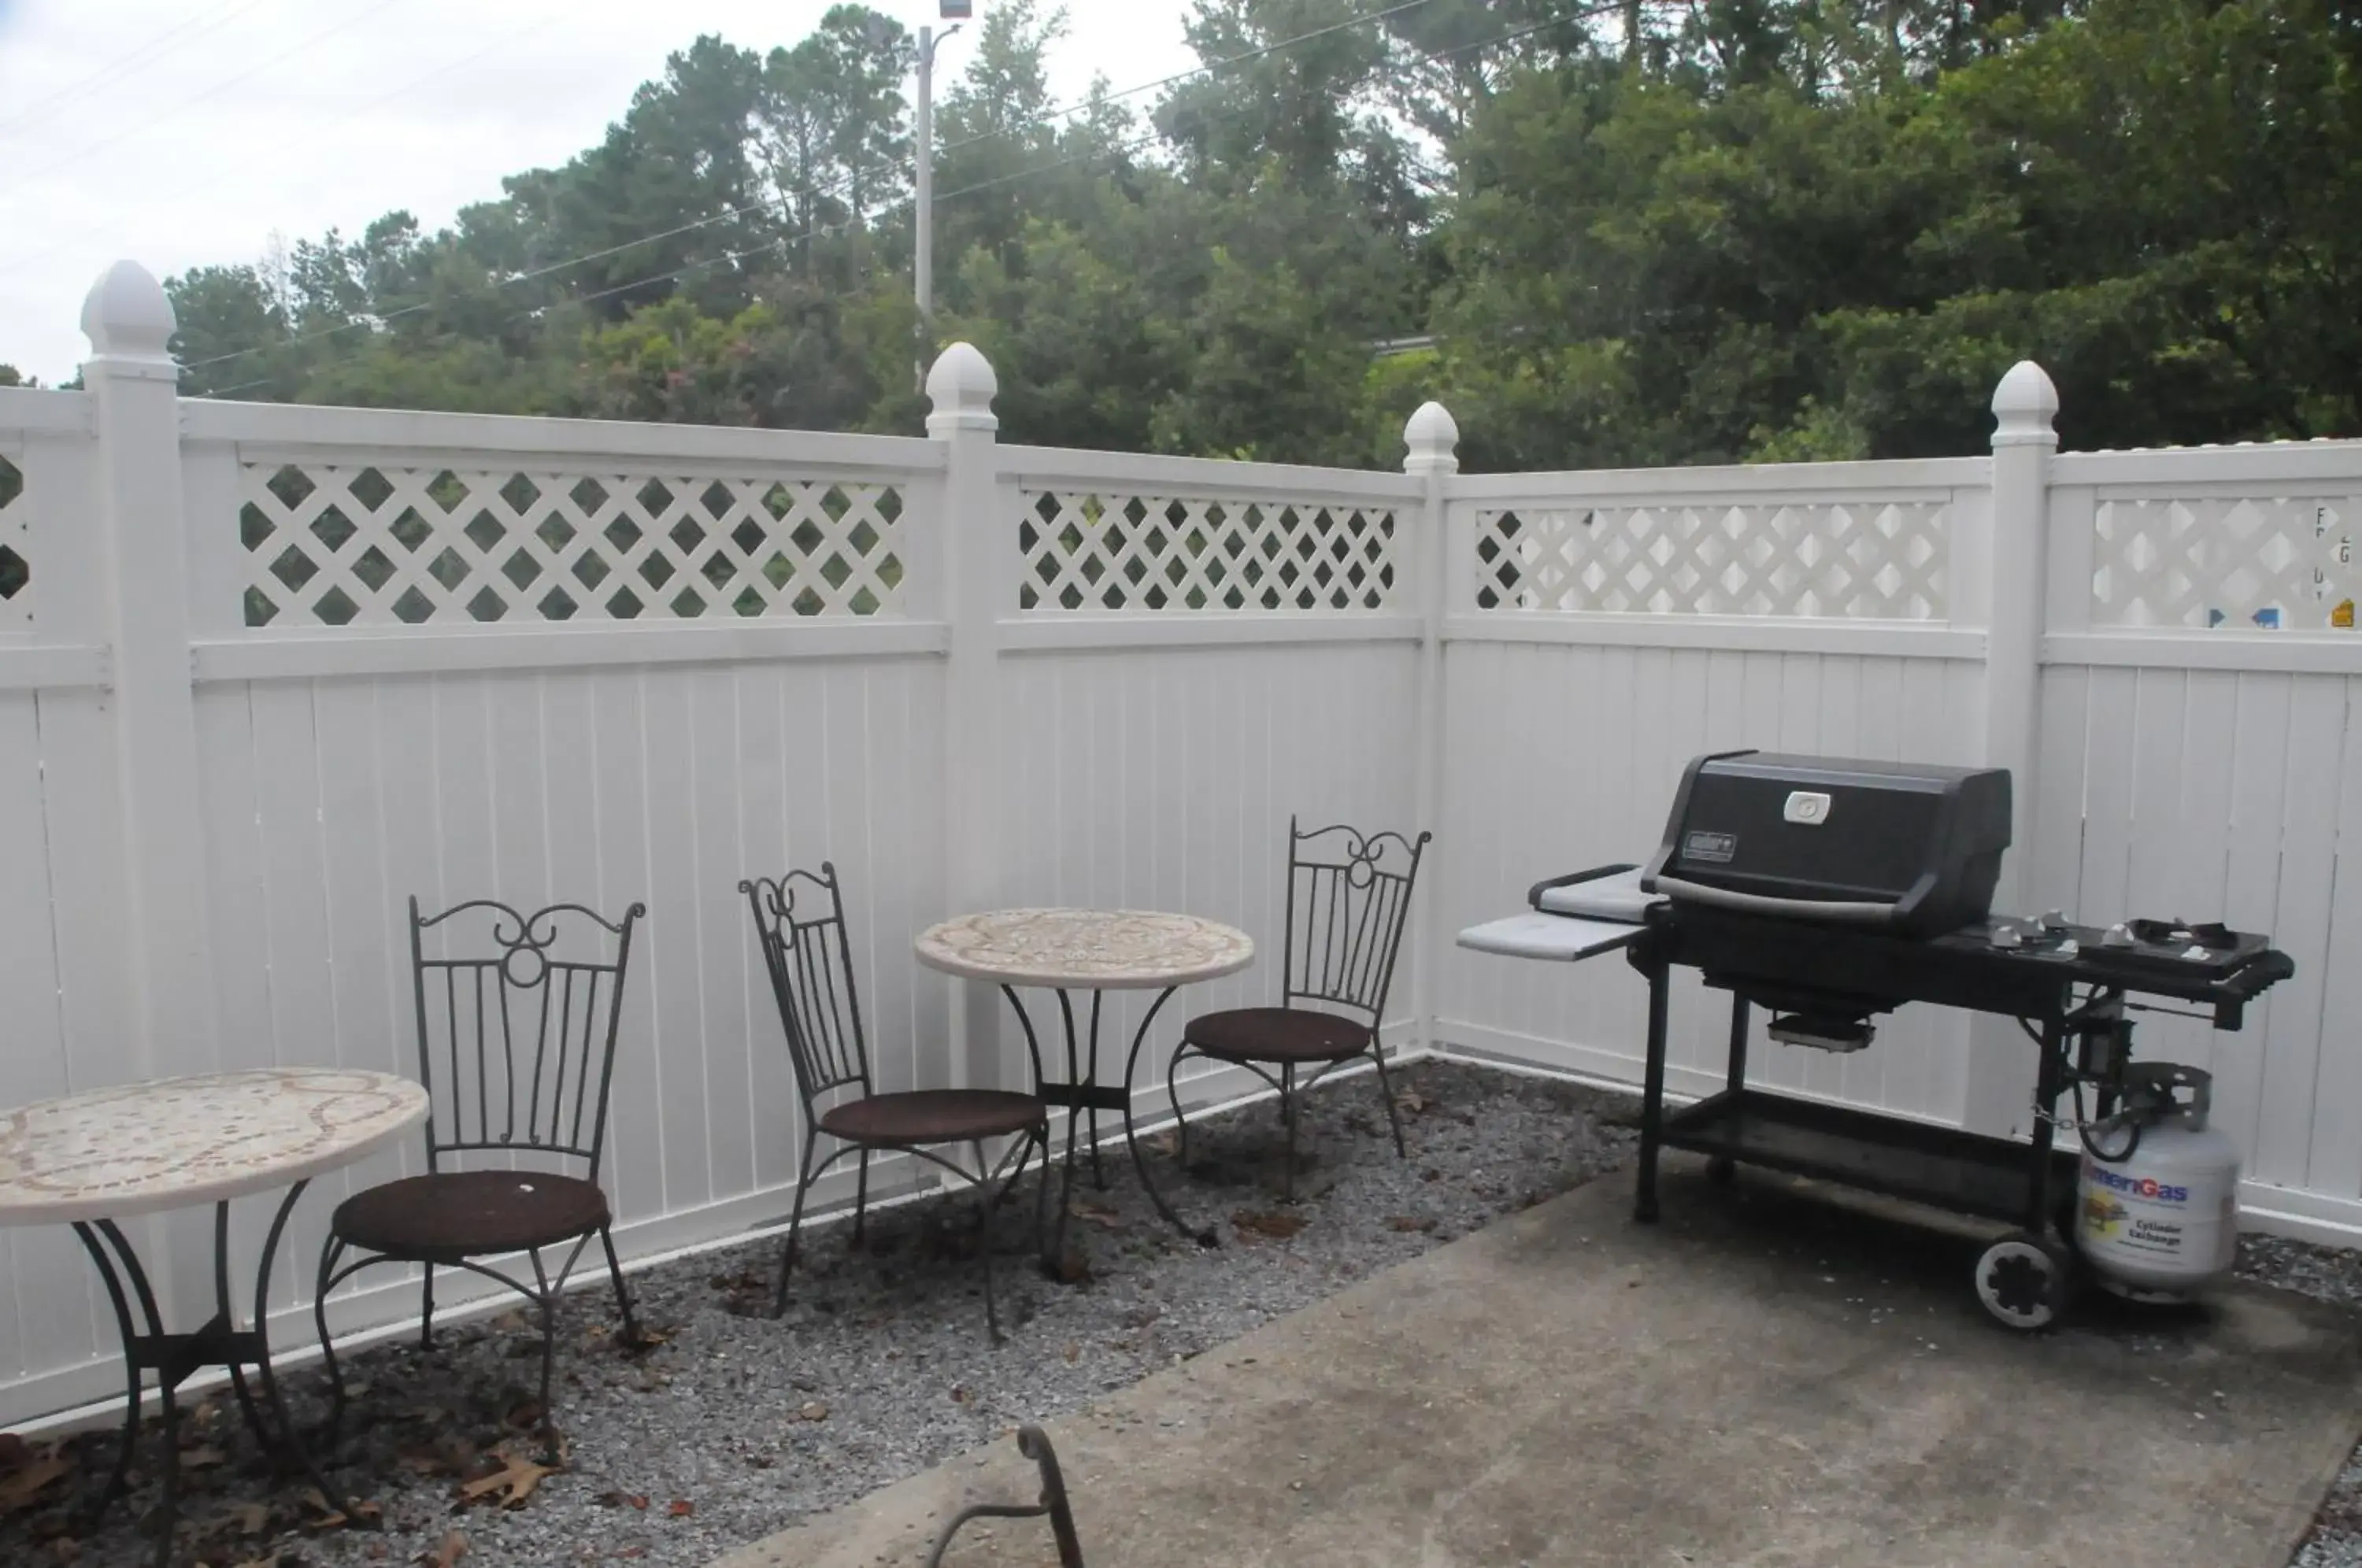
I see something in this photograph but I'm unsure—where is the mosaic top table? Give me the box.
[0,1067,428,1564]
[916,908,1255,1256]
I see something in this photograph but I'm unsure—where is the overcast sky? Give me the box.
[0,0,1201,382]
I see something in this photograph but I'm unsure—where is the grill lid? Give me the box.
[1641,750,2012,937]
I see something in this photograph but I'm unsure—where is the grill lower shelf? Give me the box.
[1660,1089,2079,1225]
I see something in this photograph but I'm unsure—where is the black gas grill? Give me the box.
[1461,749,2295,1329]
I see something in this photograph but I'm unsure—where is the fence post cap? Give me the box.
[80,260,176,361]
[1991,361,2059,448]
[927,342,999,435]
[1403,401,1460,475]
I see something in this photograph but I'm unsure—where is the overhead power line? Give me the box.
[0,0,276,142]
[1,1,575,283]
[180,0,1456,378]
[0,0,412,200]
[186,0,1610,394]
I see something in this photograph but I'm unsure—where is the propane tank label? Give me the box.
[2079,1153,2229,1281]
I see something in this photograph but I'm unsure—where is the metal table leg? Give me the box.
[1005,984,1212,1272]
[1119,986,1214,1246]
[69,1182,368,1566]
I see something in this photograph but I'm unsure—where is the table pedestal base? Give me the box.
[71,1182,365,1566]
[1003,986,1220,1270]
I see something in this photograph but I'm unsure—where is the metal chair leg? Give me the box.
[599,1224,638,1342]
[419,1263,436,1348]
[534,1275,561,1461]
[771,1139,824,1320]
[1030,1126,1053,1258]
[1368,1042,1409,1158]
[154,1367,181,1568]
[853,1148,872,1244]
[972,1140,1002,1342]
[1282,1063,1299,1203]
[315,1237,349,1450]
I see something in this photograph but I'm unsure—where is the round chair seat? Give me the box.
[819,1089,1046,1146]
[1183,1006,1372,1064]
[332,1170,611,1263]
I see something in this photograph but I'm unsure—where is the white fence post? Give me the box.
[80,262,223,1085]
[1964,360,2060,1137]
[928,343,1005,1091]
[1405,401,1460,1054]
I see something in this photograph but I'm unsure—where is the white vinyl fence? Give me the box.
[2,261,2360,1427]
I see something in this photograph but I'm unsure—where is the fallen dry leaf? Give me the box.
[594,1491,650,1511]
[949,1385,969,1405]
[502,1401,544,1433]
[191,1500,273,1543]
[1232,1209,1307,1241]
[618,1324,671,1355]
[798,1401,830,1422]
[1061,1341,1081,1364]
[420,1531,468,1568]
[0,1455,72,1515]
[1386,1215,1438,1233]
[1394,1089,1427,1115]
[300,1488,384,1531]
[1068,1199,1124,1230]
[456,1450,556,1511]
[667,1500,694,1518]
[1146,1129,1181,1158]
[183,1444,228,1470]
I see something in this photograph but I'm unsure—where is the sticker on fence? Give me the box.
[1471,500,1948,619]
[2094,495,2355,631]
[236,464,907,627]
[1019,490,1398,612]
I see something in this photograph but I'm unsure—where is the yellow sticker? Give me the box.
[2335,599,2355,628]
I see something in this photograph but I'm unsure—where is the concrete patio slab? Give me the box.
[716,1156,2362,1568]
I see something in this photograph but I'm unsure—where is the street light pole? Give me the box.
[913,17,961,389]
[916,24,935,332]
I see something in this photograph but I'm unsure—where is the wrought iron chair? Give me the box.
[314,897,645,1449]
[1168,819,1431,1200]
[742,864,1051,1339]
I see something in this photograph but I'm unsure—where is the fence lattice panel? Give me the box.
[1019,490,1398,612]
[2091,494,2356,630]
[1472,501,1949,619]
[237,463,907,627]
[0,449,27,630]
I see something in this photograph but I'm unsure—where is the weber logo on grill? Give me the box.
[1682,830,1737,864]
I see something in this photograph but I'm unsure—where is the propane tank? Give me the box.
[2075,1063,2242,1303]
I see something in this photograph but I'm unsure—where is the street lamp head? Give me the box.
[940,0,972,17]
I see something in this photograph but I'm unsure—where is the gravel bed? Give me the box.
[2239,1234,2362,1568]
[0,1060,1635,1568]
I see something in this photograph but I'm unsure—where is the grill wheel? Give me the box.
[1975,1229,2074,1330]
